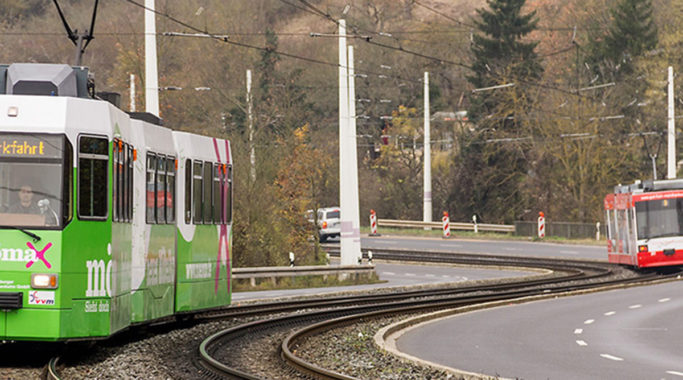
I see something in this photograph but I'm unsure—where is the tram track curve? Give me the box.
[195,249,671,379]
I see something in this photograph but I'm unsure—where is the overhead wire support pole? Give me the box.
[668,66,676,179]
[247,70,256,182]
[338,19,357,266]
[423,72,432,228]
[145,0,160,117]
[347,45,362,262]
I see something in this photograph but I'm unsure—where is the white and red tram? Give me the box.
[605,179,683,268]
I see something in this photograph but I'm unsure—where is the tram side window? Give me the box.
[146,153,156,224]
[166,157,176,224]
[78,136,108,220]
[213,164,221,224]
[156,156,166,224]
[203,162,213,224]
[112,141,119,222]
[193,161,203,224]
[63,139,74,225]
[617,209,627,253]
[127,145,134,221]
[184,159,192,224]
[112,139,127,223]
[225,165,232,224]
[122,144,131,223]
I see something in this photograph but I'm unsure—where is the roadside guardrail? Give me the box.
[233,265,375,287]
[377,218,515,233]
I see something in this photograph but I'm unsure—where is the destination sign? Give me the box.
[0,134,63,159]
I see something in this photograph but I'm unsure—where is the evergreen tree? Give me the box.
[455,0,543,224]
[598,0,658,77]
[467,0,543,124]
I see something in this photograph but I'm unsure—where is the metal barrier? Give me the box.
[514,221,605,239]
[233,265,376,287]
[377,219,515,233]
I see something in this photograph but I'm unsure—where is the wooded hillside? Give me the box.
[1,0,680,266]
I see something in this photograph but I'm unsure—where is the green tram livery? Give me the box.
[0,63,232,341]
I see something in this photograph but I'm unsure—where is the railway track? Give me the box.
[194,249,674,379]
[42,248,677,379]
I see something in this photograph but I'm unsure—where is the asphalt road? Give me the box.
[396,280,683,379]
[234,236,605,302]
[361,235,606,261]
[233,261,531,302]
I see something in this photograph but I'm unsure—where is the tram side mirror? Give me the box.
[38,199,49,212]
[38,199,58,226]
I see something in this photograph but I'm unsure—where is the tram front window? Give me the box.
[635,198,683,240]
[0,134,70,229]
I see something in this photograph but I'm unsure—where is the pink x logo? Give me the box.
[26,242,53,269]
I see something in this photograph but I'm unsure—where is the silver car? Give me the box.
[316,207,340,242]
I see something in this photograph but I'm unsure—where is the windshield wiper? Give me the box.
[1,226,41,242]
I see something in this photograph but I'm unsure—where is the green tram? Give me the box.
[0,63,232,341]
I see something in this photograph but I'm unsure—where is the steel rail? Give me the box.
[280,270,670,379]
[197,253,625,378]
[46,356,61,380]
[194,250,605,320]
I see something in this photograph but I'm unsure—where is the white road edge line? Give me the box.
[659,298,671,303]
[574,329,583,334]
[600,354,624,361]
[584,319,595,325]
[604,311,616,316]
[666,371,683,377]
[576,340,587,346]
[629,304,642,309]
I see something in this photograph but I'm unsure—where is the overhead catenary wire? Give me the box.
[123,0,426,85]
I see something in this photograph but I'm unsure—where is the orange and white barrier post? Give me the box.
[369,209,380,236]
[442,211,451,239]
[537,211,545,239]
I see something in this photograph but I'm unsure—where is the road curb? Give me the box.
[374,276,683,380]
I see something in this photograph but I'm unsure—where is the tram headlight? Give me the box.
[638,245,648,253]
[31,274,58,289]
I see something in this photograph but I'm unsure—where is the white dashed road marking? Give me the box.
[666,371,683,377]
[504,247,521,251]
[604,311,616,316]
[382,272,395,276]
[560,250,578,254]
[405,273,416,276]
[659,298,671,303]
[576,340,587,346]
[584,319,595,325]
[600,354,624,361]
[628,304,642,309]
[425,274,435,277]
[574,329,583,334]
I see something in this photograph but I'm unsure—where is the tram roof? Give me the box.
[615,179,683,194]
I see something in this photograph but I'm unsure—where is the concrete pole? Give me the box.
[338,20,357,265]
[423,72,432,227]
[347,45,362,262]
[130,74,136,112]
[144,0,160,116]
[668,66,676,179]
[247,69,256,182]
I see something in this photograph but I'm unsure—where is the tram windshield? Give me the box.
[0,133,71,229]
[635,197,683,240]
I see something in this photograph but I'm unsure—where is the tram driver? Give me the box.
[9,185,41,214]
